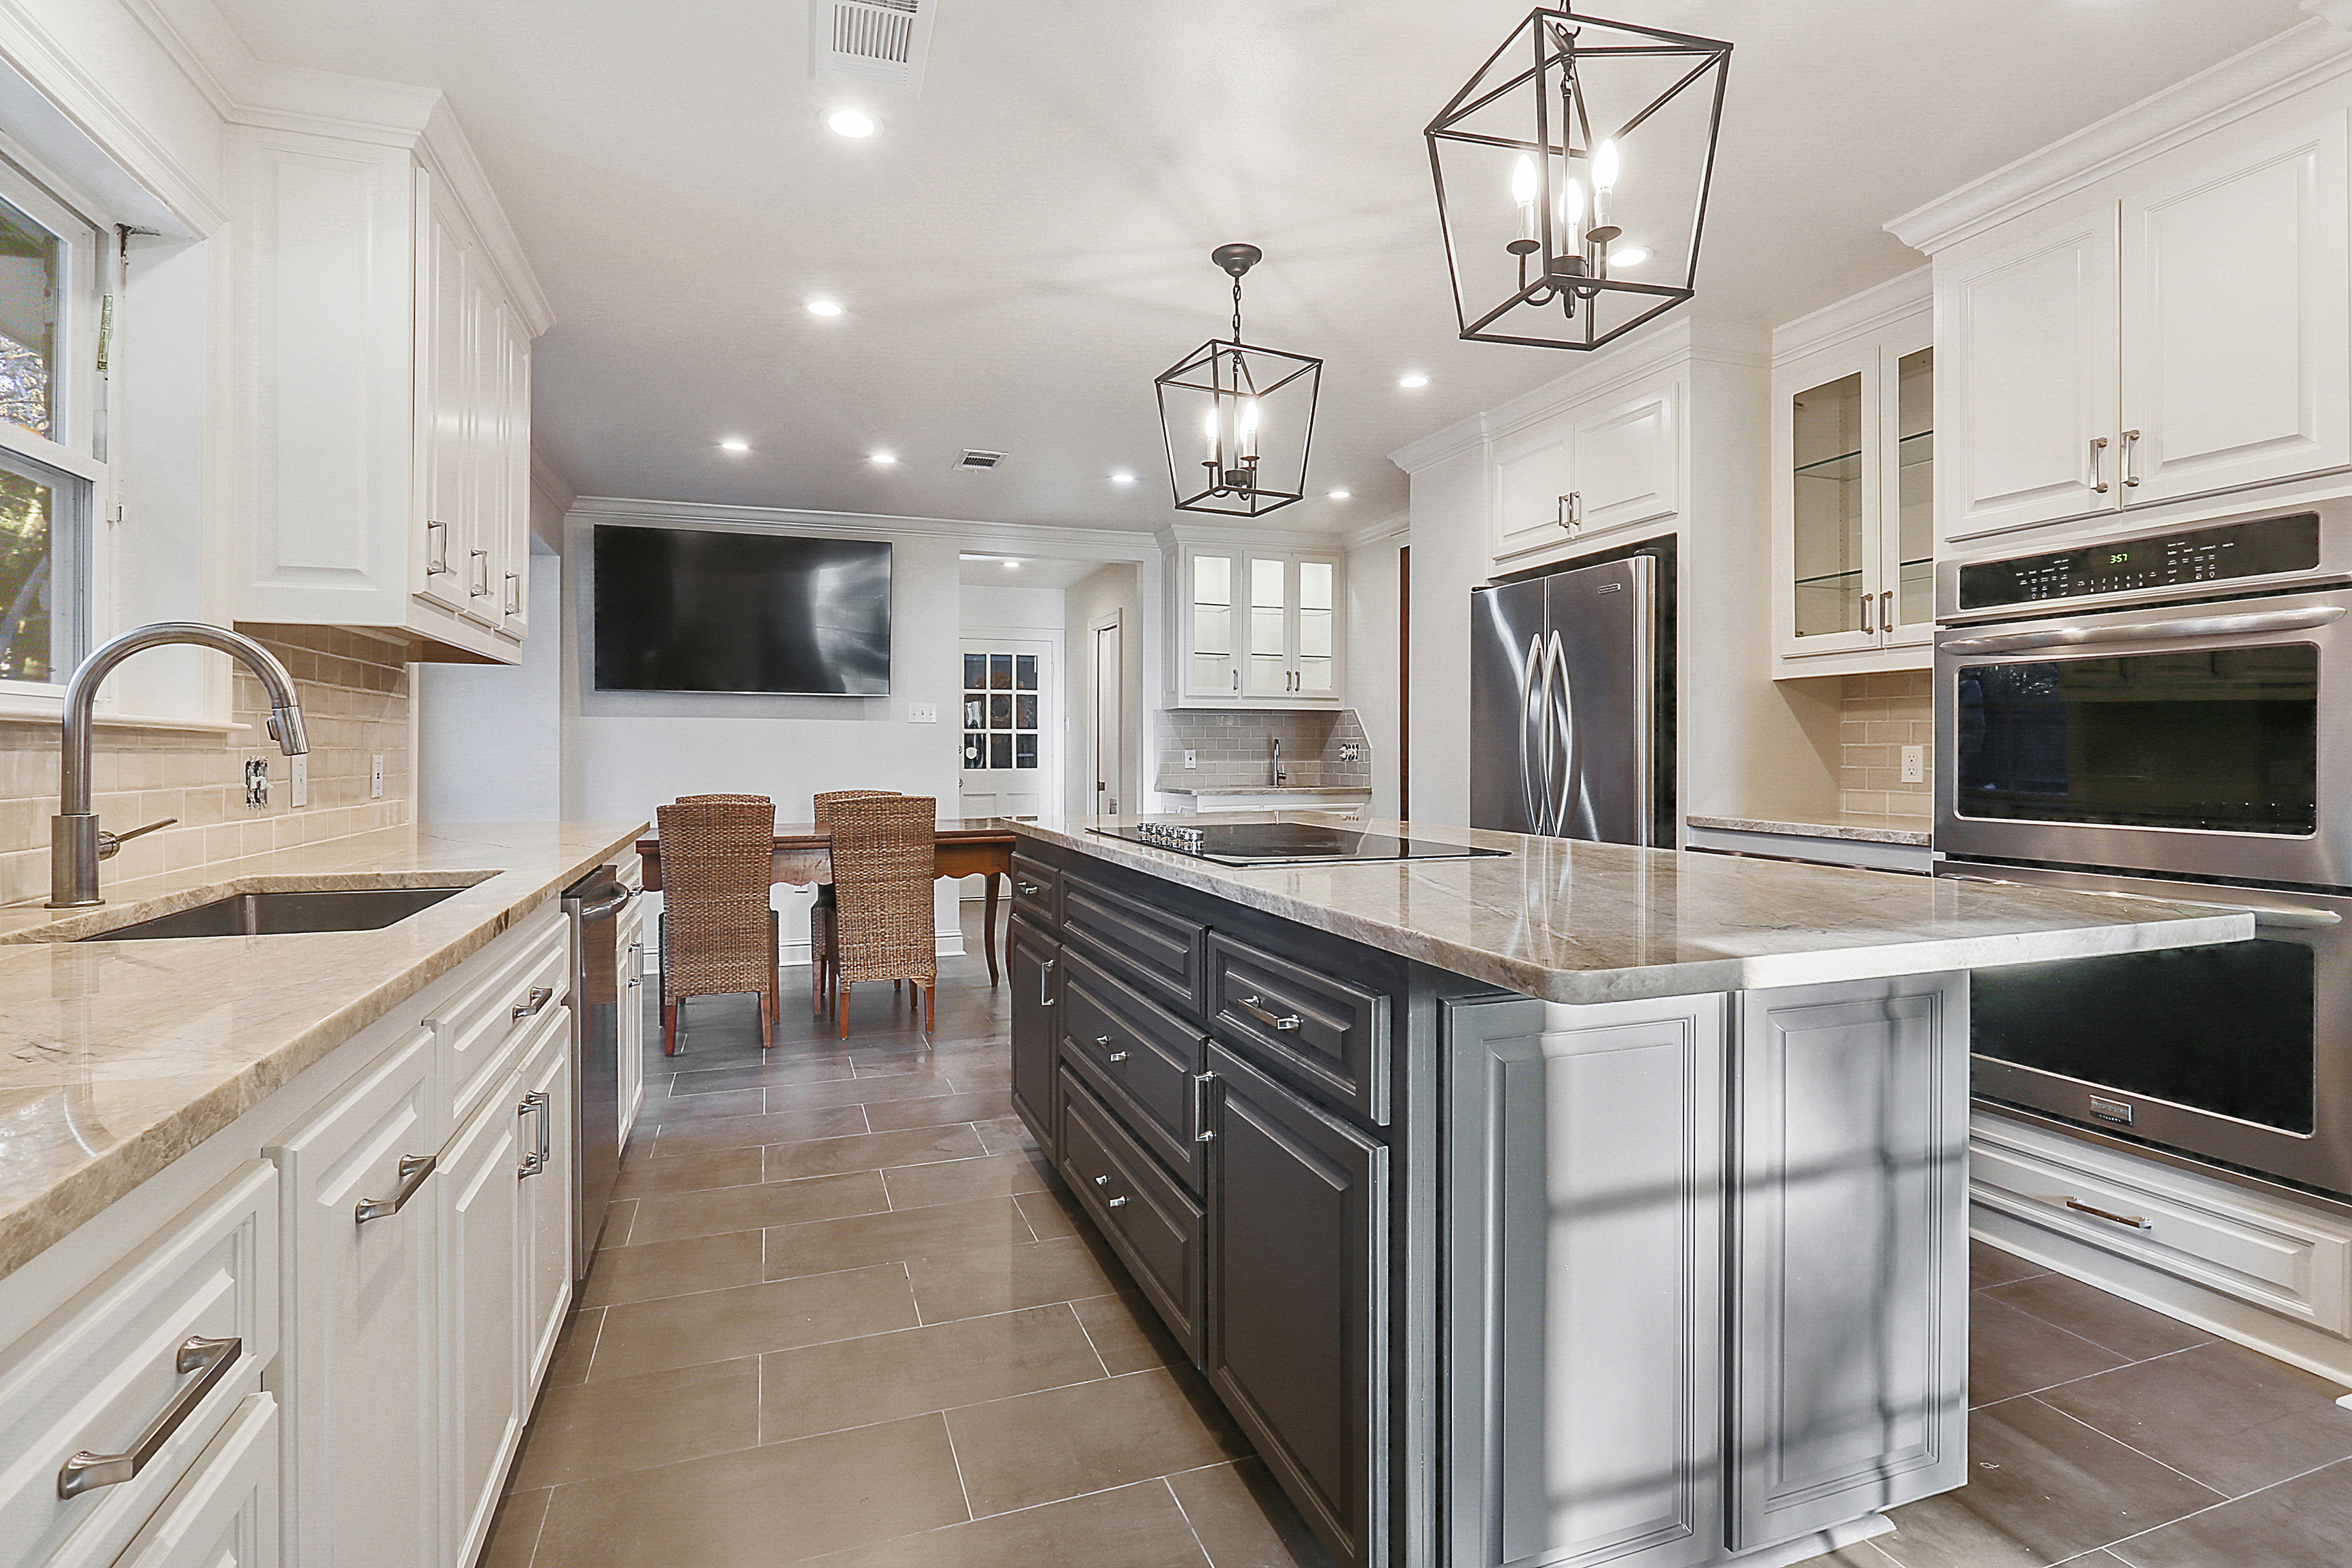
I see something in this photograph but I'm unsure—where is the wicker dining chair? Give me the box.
[654,796,782,1055]
[827,793,938,1037]
[810,789,897,1015]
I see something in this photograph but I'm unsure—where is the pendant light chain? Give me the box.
[1231,274,1245,344]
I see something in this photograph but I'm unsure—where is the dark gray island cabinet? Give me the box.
[1002,821,2248,1568]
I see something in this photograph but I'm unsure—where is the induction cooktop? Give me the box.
[1088,819,1509,867]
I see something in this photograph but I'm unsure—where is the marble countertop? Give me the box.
[1013,814,2250,1005]
[0,821,647,1284]
[1686,810,1933,847]
[1159,784,1375,798]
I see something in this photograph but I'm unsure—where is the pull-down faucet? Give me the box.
[1270,736,1286,787]
[50,623,310,908]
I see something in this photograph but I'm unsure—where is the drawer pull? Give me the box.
[2061,1197,2153,1233]
[1107,1051,1129,1063]
[1093,1035,1113,1047]
[355,1153,436,1224]
[58,1335,242,1500]
[1235,994,1302,1032]
[513,985,555,1021]
[1017,879,1044,896]
[1106,1195,1130,1209]
[1039,957,1057,1008]
[1193,1070,1217,1143]
[1094,1173,1112,1186]
[518,1089,553,1177]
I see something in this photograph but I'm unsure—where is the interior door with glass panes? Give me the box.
[958,638,1057,823]
[1785,345,1881,656]
[1881,341,1934,647]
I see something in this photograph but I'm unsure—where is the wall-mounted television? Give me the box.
[593,524,892,695]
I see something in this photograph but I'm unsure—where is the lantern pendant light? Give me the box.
[1155,244,1322,516]
[1426,6,1732,351]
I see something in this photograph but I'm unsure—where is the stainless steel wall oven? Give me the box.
[1936,500,2352,1194]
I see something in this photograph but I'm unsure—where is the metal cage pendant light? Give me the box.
[1155,244,1322,517]
[1426,6,1732,351]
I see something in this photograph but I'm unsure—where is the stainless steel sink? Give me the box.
[79,887,470,940]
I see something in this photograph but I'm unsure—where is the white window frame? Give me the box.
[0,141,110,704]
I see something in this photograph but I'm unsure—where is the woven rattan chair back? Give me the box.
[827,793,939,1035]
[654,796,780,1054]
[807,790,896,1015]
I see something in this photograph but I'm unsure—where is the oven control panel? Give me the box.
[1957,512,2321,611]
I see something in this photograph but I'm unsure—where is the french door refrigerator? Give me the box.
[1470,554,1657,844]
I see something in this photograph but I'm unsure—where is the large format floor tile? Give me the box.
[2106,1457,2352,1566]
[2036,1338,2352,1496]
[945,1366,1255,1517]
[756,1301,1110,1443]
[588,1263,919,1380]
[794,1478,1211,1568]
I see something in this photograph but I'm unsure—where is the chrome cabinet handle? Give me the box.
[513,985,555,1021]
[354,1153,435,1224]
[2121,429,2142,488]
[625,941,643,988]
[1193,1070,1217,1143]
[1106,1051,1128,1063]
[57,1336,242,1500]
[1093,1173,1110,1186]
[1015,879,1043,896]
[427,519,453,575]
[2061,1197,2153,1232]
[1039,957,1056,1007]
[505,572,522,615]
[1941,604,2346,656]
[1235,994,1302,1032]
[1093,1035,1112,1048]
[1230,669,1238,691]
[2089,435,2109,494]
[1880,590,1894,632]
[1556,491,1582,533]
[469,548,491,596]
[518,1090,551,1177]
[1859,591,1874,635]
[1105,1195,1129,1209]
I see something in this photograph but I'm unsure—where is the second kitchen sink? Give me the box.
[79,886,471,940]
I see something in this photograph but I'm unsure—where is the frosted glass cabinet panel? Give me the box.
[1297,561,1336,698]
[1791,368,1868,642]
[1248,556,1289,697]
[1895,348,1935,634]
[1171,544,1344,706]
[1191,551,1235,697]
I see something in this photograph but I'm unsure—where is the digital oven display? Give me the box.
[1957,512,2320,611]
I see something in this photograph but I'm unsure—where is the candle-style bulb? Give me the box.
[1512,154,1538,242]
[1237,397,1260,460]
[1592,138,1620,224]
[1561,177,1586,250]
[1203,405,1220,462]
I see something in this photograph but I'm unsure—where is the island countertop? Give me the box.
[0,820,647,1284]
[1010,815,2253,1004]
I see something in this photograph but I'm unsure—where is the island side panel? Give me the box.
[1730,973,1970,1551]
[1446,991,1732,1568]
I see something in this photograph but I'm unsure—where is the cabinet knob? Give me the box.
[1105,1195,1130,1209]
[1094,1173,1111,1186]
[1107,1051,1128,1063]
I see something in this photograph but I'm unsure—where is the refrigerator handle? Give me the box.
[1521,633,1549,836]
[1547,629,1578,838]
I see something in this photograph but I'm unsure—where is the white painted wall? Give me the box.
[1401,449,1488,828]
[959,583,1066,630]
[1344,539,1403,821]
[565,514,966,958]
[418,549,562,821]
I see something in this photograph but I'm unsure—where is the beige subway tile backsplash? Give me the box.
[1834,669,1931,819]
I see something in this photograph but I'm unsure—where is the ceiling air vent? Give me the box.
[957,449,1006,471]
[814,0,937,91]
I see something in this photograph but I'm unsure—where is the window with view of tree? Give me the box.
[0,175,95,691]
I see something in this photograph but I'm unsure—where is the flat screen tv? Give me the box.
[593,524,892,695]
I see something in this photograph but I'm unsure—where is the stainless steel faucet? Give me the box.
[50,622,311,908]
[1270,736,1286,787]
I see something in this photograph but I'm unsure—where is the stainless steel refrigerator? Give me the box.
[1470,554,1658,843]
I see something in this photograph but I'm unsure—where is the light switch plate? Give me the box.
[1901,745,1926,784]
[908,703,938,723]
[291,753,309,807]
[369,754,384,798]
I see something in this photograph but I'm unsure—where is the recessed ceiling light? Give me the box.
[1110,470,1137,485]
[806,299,845,318]
[1003,559,1020,570]
[1609,244,1651,268]
[719,438,750,453]
[1328,488,1351,500]
[1398,373,1430,389]
[824,108,879,139]
[868,451,897,466]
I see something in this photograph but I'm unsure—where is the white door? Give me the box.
[958,636,1057,821]
[1092,618,1123,815]
[1938,208,2121,540]
[2121,114,2352,506]
[1569,382,1681,538]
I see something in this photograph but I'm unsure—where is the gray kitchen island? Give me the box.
[1001,816,2249,1568]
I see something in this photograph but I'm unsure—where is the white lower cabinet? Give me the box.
[519,1015,576,1396]
[616,890,647,1146]
[438,1064,531,1568]
[108,1393,280,1568]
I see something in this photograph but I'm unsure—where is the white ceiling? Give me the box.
[208,0,2315,534]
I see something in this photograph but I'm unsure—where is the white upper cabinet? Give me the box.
[231,116,549,663]
[1170,538,1344,708]
[2119,116,2351,505]
[1937,111,2351,544]
[1493,379,1681,562]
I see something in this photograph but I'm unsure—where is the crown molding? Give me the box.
[1770,266,1931,363]
[1153,518,1348,554]
[530,449,577,513]
[416,97,553,335]
[1342,511,1410,551]
[1387,408,1490,479]
[2308,0,2352,34]
[1887,19,2352,255]
[568,494,1163,564]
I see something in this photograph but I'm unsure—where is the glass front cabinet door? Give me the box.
[1175,545,1343,706]
[1772,310,1934,674]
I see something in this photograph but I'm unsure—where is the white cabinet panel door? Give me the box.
[1571,383,1680,539]
[439,1070,527,1568]
[1939,210,2121,540]
[520,1010,576,1389]
[107,1393,279,1568]
[2121,114,2352,505]
[416,179,475,615]
[1491,416,1576,560]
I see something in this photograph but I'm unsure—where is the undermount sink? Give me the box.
[78,887,471,941]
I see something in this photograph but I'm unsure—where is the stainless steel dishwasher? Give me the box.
[564,866,634,1282]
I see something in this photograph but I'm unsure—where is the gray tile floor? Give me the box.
[485,906,2352,1568]
[481,906,1333,1568]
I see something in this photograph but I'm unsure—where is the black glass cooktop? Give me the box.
[1088,819,1509,867]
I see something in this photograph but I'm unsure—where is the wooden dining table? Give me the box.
[632,818,1021,983]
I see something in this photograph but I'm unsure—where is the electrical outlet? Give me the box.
[244,758,269,809]
[908,703,937,723]
[370,754,384,799]
[291,752,309,807]
[1184,750,1196,769]
[1901,745,1926,784]
[1339,743,1361,763]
